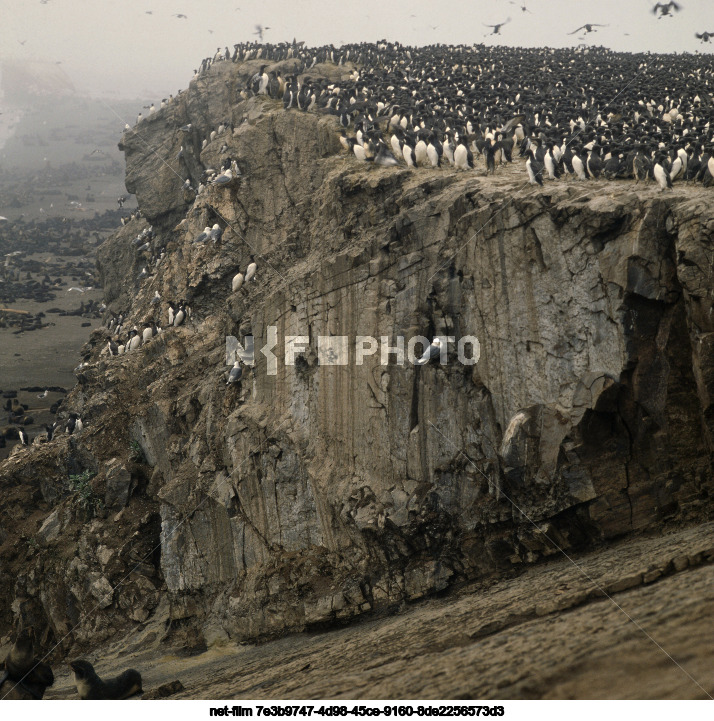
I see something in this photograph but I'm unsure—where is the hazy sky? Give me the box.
[1,0,712,99]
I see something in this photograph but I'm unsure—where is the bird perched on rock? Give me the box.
[174,303,186,327]
[374,141,400,167]
[453,137,474,170]
[586,146,603,179]
[232,271,244,292]
[193,226,212,243]
[227,359,243,385]
[70,659,142,700]
[245,256,257,282]
[415,338,443,365]
[654,154,674,191]
[65,413,83,434]
[212,168,234,186]
[250,65,269,94]
[209,224,223,243]
[526,148,544,185]
[127,328,141,351]
[142,323,154,343]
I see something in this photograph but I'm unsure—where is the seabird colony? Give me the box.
[105,40,714,374]
[130,40,714,191]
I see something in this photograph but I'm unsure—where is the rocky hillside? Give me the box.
[1,56,713,665]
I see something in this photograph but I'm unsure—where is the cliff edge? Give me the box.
[1,57,713,662]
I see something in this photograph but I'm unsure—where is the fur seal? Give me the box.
[0,628,54,700]
[70,659,142,700]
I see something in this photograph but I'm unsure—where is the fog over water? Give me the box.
[1,0,712,100]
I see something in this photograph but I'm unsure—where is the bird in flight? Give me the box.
[509,1,532,12]
[484,18,510,35]
[173,13,188,19]
[651,2,681,18]
[253,24,270,40]
[568,23,608,35]
[696,31,714,43]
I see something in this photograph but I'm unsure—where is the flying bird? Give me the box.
[173,13,188,19]
[568,24,608,35]
[509,1,532,12]
[695,31,714,43]
[651,2,681,18]
[484,18,510,35]
[500,114,526,135]
[253,24,270,41]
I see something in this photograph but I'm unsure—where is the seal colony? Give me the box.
[0,630,143,701]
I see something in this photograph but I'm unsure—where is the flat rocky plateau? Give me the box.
[42,522,713,700]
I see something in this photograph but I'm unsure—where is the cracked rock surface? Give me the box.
[44,523,714,699]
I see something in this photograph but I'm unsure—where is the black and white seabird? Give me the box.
[568,24,608,35]
[65,413,83,435]
[651,2,681,18]
[526,148,544,186]
[174,303,186,327]
[654,154,674,191]
[484,18,510,35]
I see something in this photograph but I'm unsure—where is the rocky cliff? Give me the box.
[1,57,713,658]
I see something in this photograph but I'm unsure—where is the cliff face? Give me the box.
[1,58,713,653]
